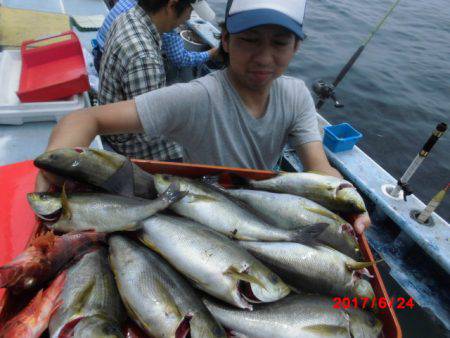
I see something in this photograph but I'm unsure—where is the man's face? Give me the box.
[223,25,299,91]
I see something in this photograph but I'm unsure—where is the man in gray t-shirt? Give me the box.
[38,0,371,233]
[136,69,321,170]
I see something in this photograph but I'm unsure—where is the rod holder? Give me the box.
[389,122,447,200]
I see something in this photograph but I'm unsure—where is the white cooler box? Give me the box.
[0,50,87,125]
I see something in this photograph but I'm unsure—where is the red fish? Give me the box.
[0,231,106,291]
[0,271,66,337]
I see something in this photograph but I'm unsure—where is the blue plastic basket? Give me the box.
[323,123,363,152]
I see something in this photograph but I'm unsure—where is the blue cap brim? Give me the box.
[226,9,306,40]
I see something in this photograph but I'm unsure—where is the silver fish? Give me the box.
[153,174,327,243]
[109,235,226,338]
[238,172,367,213]
[71,316,124,338]
[228,189,360,257]
[49,248,125,338]
[204,295,382,338]
[140,215,290,310]
[27,183,186,233]
[238,241,375,300]
[34,148,156,198]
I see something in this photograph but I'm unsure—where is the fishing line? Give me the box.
[314,0,402,110]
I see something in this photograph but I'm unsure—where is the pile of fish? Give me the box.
[0,148,383,338]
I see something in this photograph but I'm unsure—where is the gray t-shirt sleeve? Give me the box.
[288,80,322,147]
[135,81,208,147]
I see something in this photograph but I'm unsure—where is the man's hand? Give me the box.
[208,47,219,61]
[35,170,52,192]
[34,170,72,193]
[353,212,371,234]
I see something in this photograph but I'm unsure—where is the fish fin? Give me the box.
[186,193,218,203]
[346,259,383,271]
[159,182,188,204]
[303,324,349,336]
[99,158,136,197]
[291,223,329,245]
[31,231,57,254]
[61,183,72,220]
[224,266,266,290]
[304,206,341,222]
[71,279,96,313]
[287,284,302,294]
[139,236,163,255]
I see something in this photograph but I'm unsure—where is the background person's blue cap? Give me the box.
[225,0,307,40]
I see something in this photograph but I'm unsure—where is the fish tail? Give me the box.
[290,223,329,245]
[159,182,188,204]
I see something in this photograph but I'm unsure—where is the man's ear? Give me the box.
[221,31,230,53]
[294,40,301,53]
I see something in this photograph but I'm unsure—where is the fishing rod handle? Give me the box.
[420,122,447,157]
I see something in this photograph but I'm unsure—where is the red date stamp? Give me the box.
[333,297,415,310]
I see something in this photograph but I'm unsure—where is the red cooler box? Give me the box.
[0,160,402,337]
[17,31,89,102]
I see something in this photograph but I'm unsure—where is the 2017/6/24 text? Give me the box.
[333,297,415,310]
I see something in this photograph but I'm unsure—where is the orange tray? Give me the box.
[0,160,402,337]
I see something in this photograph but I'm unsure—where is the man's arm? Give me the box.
[295,141,370,234]
[36,100,142,191]
[47,100,142,151]
[295,141,341,178]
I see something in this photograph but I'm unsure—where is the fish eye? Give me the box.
[269,273,279,283]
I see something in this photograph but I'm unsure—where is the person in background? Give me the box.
[92,0,218,73]
[37,0,371,234]
[97,0,215,161]
[103,0,117,10]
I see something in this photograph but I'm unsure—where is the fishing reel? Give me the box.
[312,80,344,108]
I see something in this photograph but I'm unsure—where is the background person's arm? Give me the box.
[162,32,212,68]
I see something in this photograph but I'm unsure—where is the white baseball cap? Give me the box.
[190,0,216,21]
[225,0,307,39]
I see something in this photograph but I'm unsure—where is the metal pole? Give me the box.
[390,123,447,198]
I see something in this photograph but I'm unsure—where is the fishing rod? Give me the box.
[313,0,402,110]
[389,122,447,200]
